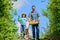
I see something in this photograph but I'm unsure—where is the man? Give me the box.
[28,5,40,40]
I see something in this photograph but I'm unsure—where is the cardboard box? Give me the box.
[29,20,38,25]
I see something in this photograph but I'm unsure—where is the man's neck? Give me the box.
[32,10,36,12]
[32,10,35,11]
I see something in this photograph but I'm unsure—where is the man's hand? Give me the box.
[28,17,31,22]
[38,17,40,23]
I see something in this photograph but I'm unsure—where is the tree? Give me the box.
[43,0,60,38]
[0,0,18,40]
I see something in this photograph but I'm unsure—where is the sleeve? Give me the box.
[37,12,40,23]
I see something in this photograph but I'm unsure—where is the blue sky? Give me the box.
[12,0,49,36]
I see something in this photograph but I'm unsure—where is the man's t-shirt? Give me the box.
[29,11,40,21]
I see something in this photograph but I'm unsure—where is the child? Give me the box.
[20,13,27,39]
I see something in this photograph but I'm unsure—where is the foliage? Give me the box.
[40,33,45,39]
[43,0,60,38]
[0,0,18,40]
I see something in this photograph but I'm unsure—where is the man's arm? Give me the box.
[37,13,40,23]
[38,16,40,22]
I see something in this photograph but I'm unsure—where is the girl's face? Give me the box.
[22,15,26,18]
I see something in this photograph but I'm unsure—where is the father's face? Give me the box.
[32,6,35,11]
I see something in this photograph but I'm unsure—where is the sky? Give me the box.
[12,0,49,36]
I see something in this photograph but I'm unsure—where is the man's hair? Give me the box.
[32,5,35,7]
[22,13,26,17]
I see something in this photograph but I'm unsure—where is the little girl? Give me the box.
[20,13,28,39]
[20,13,30,40]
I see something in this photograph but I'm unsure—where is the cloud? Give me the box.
[12,0,28,9]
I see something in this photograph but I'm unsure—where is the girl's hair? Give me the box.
[22,13,26,17]
[32,5,35,7]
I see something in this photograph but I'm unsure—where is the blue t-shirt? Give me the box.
[20,18,27,25]
[29,11,40,21]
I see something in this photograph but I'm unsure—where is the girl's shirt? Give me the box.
[20,18,27,25]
